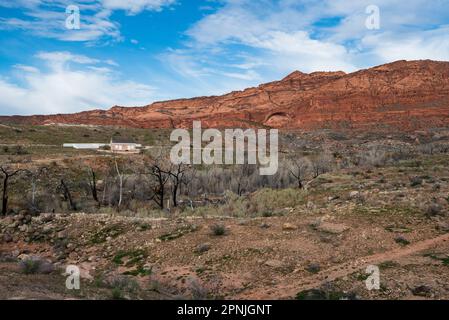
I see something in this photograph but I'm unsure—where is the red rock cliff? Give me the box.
[1,60,449,131]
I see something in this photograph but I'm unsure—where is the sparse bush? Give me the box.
[296,288,357,300]
[410,176,423,187]
[253,188,305,213]
[210,224,226,236]
[378,177,387,184]
[18,256,53,274]
[189,278,209,300]
[109,275,139,300]
[111,287,124,300]
[426,203,442,217]
[394,236,410,246]
[306,263,321,274]
[221,191,252,217]
[262,210,273,217]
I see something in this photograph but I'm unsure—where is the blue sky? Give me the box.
[1,0,449,115]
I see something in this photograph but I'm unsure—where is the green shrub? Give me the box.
[19,256,53,274]
[410,176,423,187]
[252,188,306,213]
[210,224,226,236]
[19,258,41,274]
[109,276,140,300]
[111,287,124,300]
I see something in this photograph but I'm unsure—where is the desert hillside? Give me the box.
[2,60,449,131]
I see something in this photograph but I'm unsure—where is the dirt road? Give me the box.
[239,232,449,299]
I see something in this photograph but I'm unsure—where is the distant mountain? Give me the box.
[2,60,449,131]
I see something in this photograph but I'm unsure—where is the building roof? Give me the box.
[63,143,107,149]
[111,137,136,144]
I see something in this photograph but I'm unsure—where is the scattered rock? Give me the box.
[237,219,249,226]
[426,203,443,217]
[2,233,13,243]
[436,221,449,232]
[40,213,55,223]
[7,221,19,229]
[314,222,349,235]
[306,202,315,210]
[411,285,433,297]
[57,231,67,239]
[265,259,285,269]
[349,191,360,199]
[1,216,14,226]
[282,223,297,231]
[394,235,410,246]
[306,263,321,274]
[195,243,211,254]
[42,225,53,234]
[23,214,32,225]
[17,254,30,261]
[319,234,336,244]
[260,223,270,229]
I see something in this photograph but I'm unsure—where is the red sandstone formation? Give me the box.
[2,60,449,131]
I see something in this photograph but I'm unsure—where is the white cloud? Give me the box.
[175,0,449,84]
[247,31,355,72]
[36,51,100,65]
[174,0,358,90]
[362,26,449,62]
[0,0,176,43]
[101,0,176,14]
[0,6,121,43]
[3,0,449,116]
[13,64,40,73]
[0,51,156,115]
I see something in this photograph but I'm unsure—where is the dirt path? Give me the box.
[30,154,111,165]
[239,232,449,299]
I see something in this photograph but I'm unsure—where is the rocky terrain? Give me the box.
[2,60,449,131]
[1,152,448,300]
[1,59,449,300]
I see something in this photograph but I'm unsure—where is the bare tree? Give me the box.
[311,154,332,178]
[148,161,170,210]
[288,157,310,189]
[57,179,76,211]
[114,159,124,210]
[102,176,108,205]
[168,163,192,207]
[87,167,99,204]
[233,164,253,196]
[0,166,24,215]
[24,166,49,211]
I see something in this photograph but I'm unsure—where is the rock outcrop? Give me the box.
[2,60,449,130]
